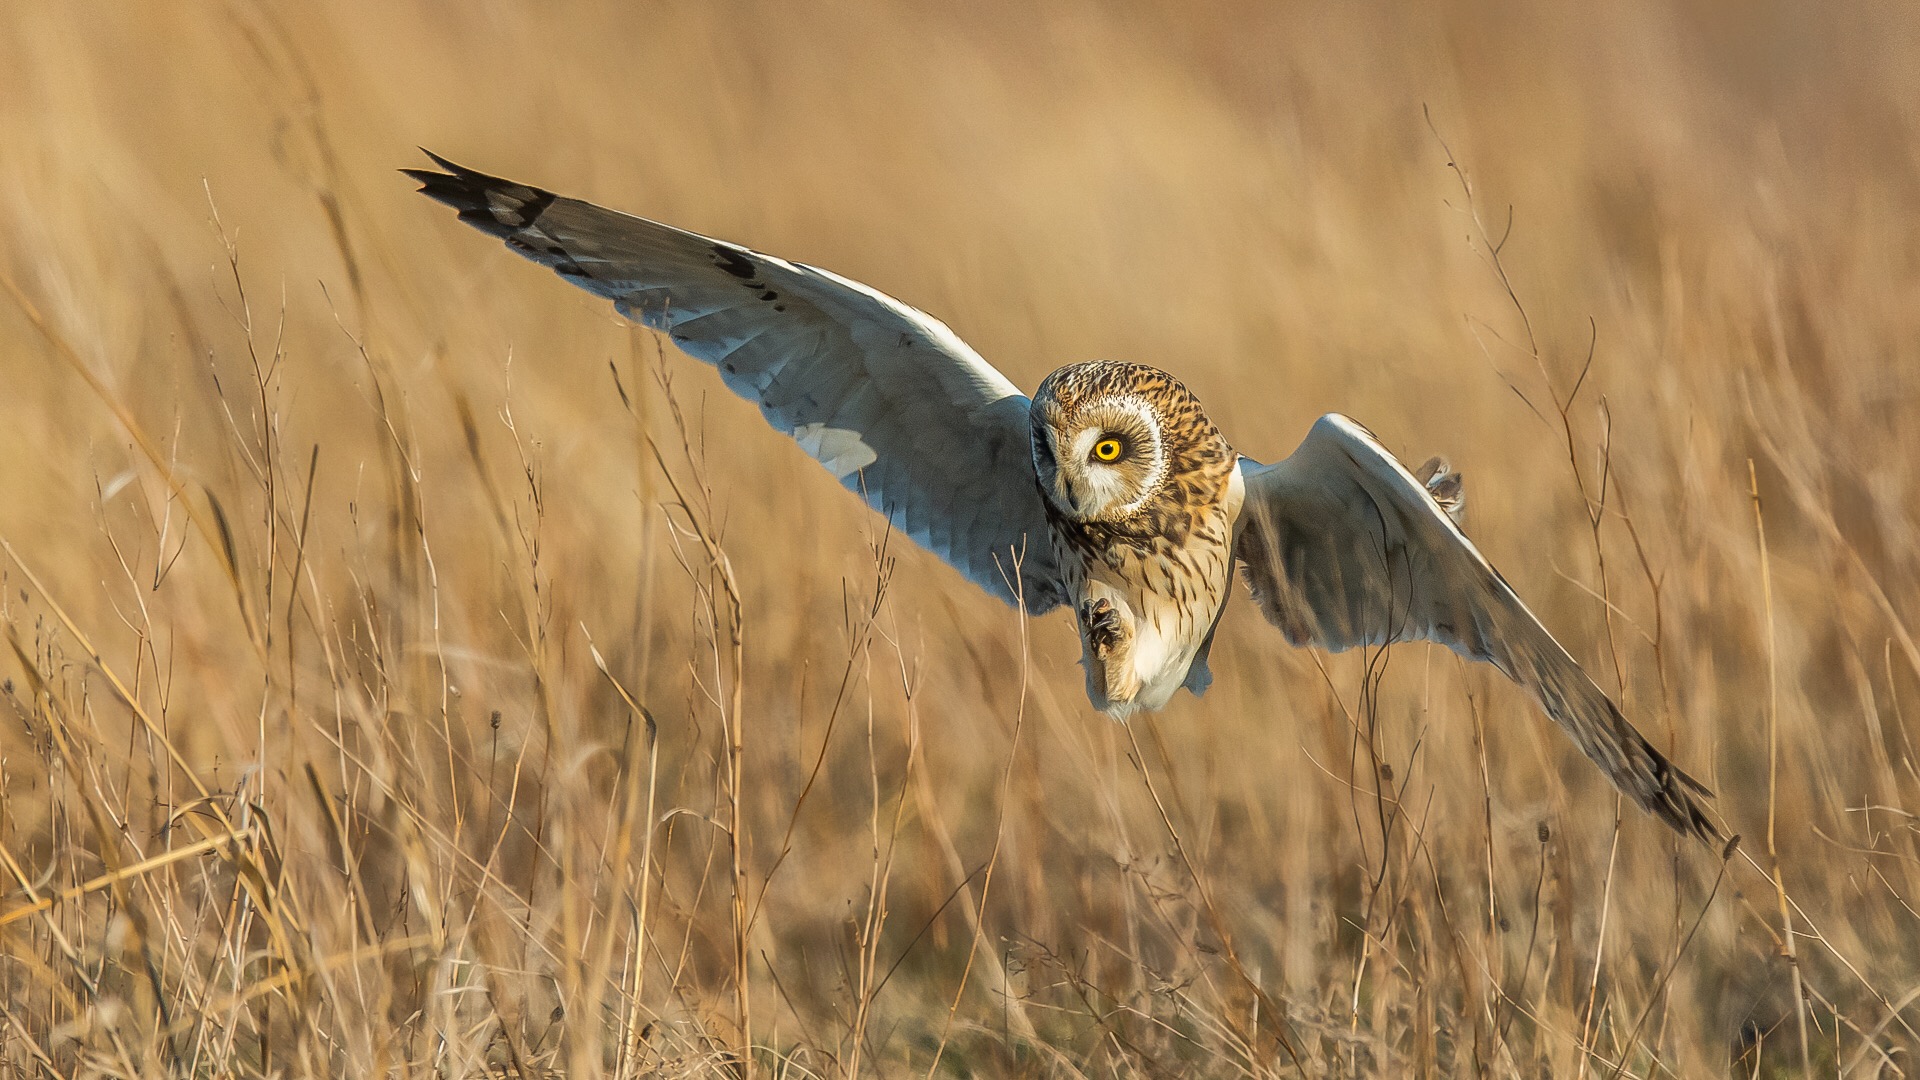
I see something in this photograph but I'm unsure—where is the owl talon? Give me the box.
[1416,456,1466,525]
[1081,597,1129,659]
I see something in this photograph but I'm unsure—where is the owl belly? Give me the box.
[1083,583,1210,715]
[1060,527,1235,719]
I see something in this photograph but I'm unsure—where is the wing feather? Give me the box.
[409,152,1064,611]
[1236,414,1716,839]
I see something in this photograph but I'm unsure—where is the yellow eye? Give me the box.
[1092,438,1123,463]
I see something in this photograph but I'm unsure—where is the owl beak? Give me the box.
[1058,476,1084,514]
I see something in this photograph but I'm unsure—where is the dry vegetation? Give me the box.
[1,2,1918,1076]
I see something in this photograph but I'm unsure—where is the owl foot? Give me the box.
[1080,597,1131,660]
[1080,597,1140,710]
[1416,456,1465,525]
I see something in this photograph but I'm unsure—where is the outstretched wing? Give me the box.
[408,153,1064,611]
[1235,413,1715,839]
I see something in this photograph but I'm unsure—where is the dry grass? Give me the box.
[1,2,1918,1076]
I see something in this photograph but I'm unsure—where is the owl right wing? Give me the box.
[408,152,1066,612]
[1235,414,1716,840]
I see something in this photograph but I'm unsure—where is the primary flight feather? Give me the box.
[408,151,1716,840]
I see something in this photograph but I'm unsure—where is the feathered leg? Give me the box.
[1080,597,1140,712]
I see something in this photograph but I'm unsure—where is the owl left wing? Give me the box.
[1234,414,1716,839]
[408,152,1065,611]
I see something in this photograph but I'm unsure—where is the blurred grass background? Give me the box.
[1,1,1917,1075]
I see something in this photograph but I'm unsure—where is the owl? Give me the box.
[410,153,1716,841]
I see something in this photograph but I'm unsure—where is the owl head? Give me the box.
[1029,361,1227,523]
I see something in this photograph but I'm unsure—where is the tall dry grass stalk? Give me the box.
[2,2,1918,1076]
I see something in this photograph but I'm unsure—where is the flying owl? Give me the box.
[409,152,1716,840]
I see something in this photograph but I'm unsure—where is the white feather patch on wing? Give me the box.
[792,423,879,479]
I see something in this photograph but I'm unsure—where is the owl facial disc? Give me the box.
[1038,394,1168,522]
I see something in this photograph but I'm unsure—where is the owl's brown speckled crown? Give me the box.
[1037,359,1231,463]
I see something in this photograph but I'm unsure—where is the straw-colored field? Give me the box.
[2,3,1917,1076]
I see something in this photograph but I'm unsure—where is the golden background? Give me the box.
[1,2,1916,1075]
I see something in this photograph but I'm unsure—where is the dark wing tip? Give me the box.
[404,150,557,239]
[1640,737,1720,843]
[1664,788,1720,844]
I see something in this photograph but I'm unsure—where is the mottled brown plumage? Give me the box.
[1028,362,1241,713]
